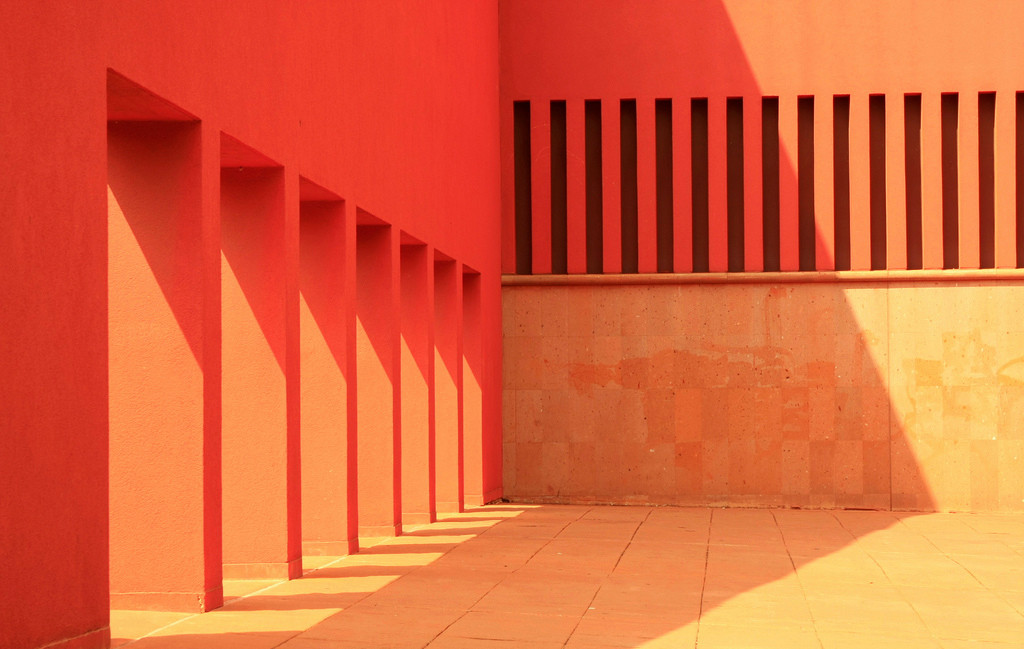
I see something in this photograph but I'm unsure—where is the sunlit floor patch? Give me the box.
[110,504,1024,648]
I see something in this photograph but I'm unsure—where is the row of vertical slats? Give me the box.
[508,92,1023,274]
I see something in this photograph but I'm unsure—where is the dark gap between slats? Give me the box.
[798,96,815,271]
[692,98,710,272]
[655,98,674,272]
[585,100,604,273]
[1017,93,1024,268]
[833,95,852,271]
[978,92,996,269]
[620,99,639,273]
[905,94,923,270]
[513,100,533,274]
[761,97,781,272]
[869,94,887,270]
[550,100,568,274]
[727,97,745,272]
[942,93,960,269]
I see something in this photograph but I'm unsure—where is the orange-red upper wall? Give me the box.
[105,0,500,263]
[1,3,500,648]
[498,0,1024,275]
[500,0,1024,98]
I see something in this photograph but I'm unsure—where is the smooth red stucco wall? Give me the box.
[500,0,1024,274]
[2,2,500,647]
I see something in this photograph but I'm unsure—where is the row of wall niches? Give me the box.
[106,69,483,613]
[510,93,1024,275]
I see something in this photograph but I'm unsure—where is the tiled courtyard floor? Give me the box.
[111,504,1024,648]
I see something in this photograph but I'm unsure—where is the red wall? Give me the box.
[1,2,500,647]
[500,0,1024,273]
[498,0,1024,513]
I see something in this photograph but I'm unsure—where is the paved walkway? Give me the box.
[111,504,1024,648]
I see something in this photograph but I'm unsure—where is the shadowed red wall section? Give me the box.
[1,2,499,648]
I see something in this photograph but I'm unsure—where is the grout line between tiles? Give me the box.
[422,507,593,647]
[692,508,714,649]
[560,508,654,648]
[771,510,824,649]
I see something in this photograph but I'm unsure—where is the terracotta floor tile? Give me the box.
[437,536,548,569]
[695,621,821,649]
[807,596,931,637]
[567,621,699,648]
[360,571,501,610]
[793,559,890,588]
[148,608,339,635]
[854,531,945,555]
[473,575,602,617]
[222,578,282,601]
[947,552,1024,591]
[107,505,1024,649]
[937,640,1024,649]
[300,555,343,572]
[997,589,1024,616]
[801,581,904,603]
[897,587,1024,643]
[439,610,581,643]
[633,625,701,649]
[426,638,565,649]
[278,638,420,649]
[109,610,190,646]
[129,631,298,649]
[817,630,943,649]
[572,610,690,641]
[698,595,813,629]
[869,551,981,588]
[268,572,399,597]
[298,604,462,644]
[529,538,631,574]
[588,588,702,619]
[219,593,351,612]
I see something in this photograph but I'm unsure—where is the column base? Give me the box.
[110,586,223,612]
[401,512,434,526]
[39,626,110,649]
[435,501,463,514]
[358,523,402,542]
[301,538,359,556]
[222,558,301,580]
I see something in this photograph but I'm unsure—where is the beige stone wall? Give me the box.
[503,279,1024,512]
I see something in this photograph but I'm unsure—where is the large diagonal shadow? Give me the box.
[107,503,1024,648]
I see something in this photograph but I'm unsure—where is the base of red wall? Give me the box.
[358,524,402,539]
[221,559,301,581]
[110,587,224,613]
[510,494,893,509]
[435,501,463,514]
[401,512,434,526]
[37,627,110,649]
[482,487,504,504]
[301,539,359,556]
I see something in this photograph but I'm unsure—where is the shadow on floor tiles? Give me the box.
[300,566,417,580]
[399,525,499,536]
[353,542,462,555]
[118,631,297,649]
[218,592,372,612]
[113,505,955,648]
